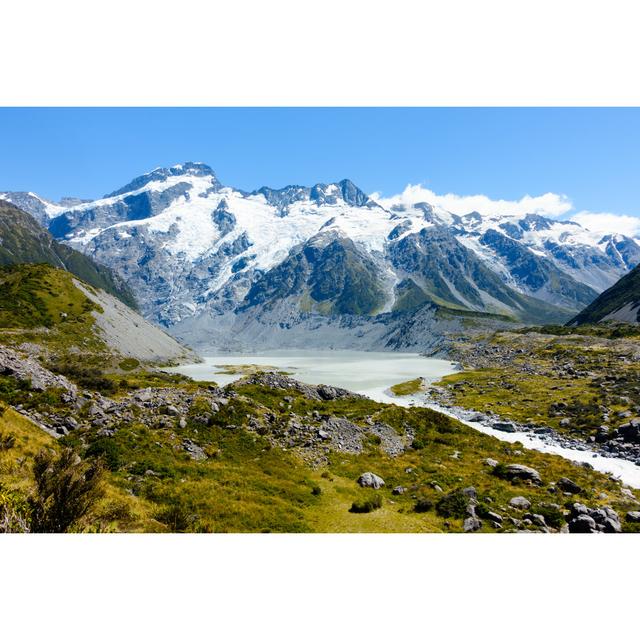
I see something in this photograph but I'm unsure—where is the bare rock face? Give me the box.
[0,345,77,398]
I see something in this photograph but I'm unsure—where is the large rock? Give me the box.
[509,496,531,510]
[501,464,542,484]
[236,372,362,402]
[463,516,482,532]
[557,477,582,494]
[626,511,640,523]
[492,421,517,433]
[568,514,598,533]
[567,503,621,533]
[357,472,385,490]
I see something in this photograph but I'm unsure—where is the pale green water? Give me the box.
[165,349,458,403]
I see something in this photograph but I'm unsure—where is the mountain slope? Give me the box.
[3,162,639,348]
[0,201,137,309]
[570,263,640,325]
[388,225,572,323]
[0,263,196,363]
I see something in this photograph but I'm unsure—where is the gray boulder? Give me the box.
[509,496,531,510]
[493,421,517,433]
[568,514,598,533]
[463,516,482,532]
[568,503,621,533]
[357,472,385,489]
[501,464,542,484]
[626,511,640,523]
[557,477,582,494]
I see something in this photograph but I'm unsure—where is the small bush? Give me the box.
[0,485,31,533]
[492,462,509,479]
[350,494,383,513]
[156,502,196,532]
[414,497,433,513]
[86,438,123,471]
[436,490,470,519]
[474,502,493,519]
[49,362,117,394]
[311,485,322,496]
[411,438,426,450]
[29,447,105,533]
[535,503,565,529]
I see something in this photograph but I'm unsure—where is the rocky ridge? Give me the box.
[4,162,640,349]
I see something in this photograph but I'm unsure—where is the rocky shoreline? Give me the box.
[422,386,640,470]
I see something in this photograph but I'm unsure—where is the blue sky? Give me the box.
[1,107,639,231]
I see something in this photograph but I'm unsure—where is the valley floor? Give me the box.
[2,339,640,533]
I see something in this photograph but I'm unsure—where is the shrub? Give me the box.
[311,485,322,496]
[0,485,31,533]
[48,362,117,394]
[411,438,426,450]
[492,462,509,479]
[535,503,565,529]
[29,447,105,533]
[414,497,433,513]
[350,494,383,513]
[436,490,470,518]
[156,502,196,532]
[86,438,123,471]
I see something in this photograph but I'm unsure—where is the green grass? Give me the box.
[3,353,640,532]
[438,328,640,439]
[0,263,106,354]
[437,368,599,432]
[390,378,424,396]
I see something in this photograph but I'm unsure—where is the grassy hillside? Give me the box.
[0,404,153,532]
[0,262,194,368]
[2,362,639,532]
[0,263,106,353]
[0,200,137,309]
[437,327,640,441]
[570,263,640,325]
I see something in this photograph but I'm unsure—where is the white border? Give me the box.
[1,534,640,638]
[2,1,640,637]
[1,0,639,106]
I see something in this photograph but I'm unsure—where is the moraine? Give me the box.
[166,349,640,488]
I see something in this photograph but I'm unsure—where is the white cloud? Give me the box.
[371,184,573,218]
[370,184,640,240]
[570,211,640,238]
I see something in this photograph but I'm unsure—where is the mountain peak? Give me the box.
[310,178,371,207]
[104,162,219,198]
[252,178,371,212]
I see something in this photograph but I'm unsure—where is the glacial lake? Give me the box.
[166,349,640,487]
[165,350,458,403]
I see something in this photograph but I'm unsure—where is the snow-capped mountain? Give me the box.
[0,191,66,226]
[3,162,639,349]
